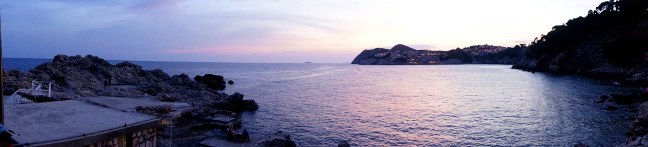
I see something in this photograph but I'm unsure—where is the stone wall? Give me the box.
[131,127,156,147]
[85,136,123,147]
[81,126,156,147]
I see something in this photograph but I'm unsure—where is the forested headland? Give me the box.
[513,0,648,77]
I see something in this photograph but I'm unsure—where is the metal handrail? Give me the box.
[4,80,53,104]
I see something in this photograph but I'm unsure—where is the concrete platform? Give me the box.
[4,100,157,144]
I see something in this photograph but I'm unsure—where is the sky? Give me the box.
[0,0,603,63]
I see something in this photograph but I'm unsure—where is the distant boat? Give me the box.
[305,61,312,64]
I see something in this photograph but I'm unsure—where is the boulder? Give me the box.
[609,93,648,105]
[219,92,259,111]
[255,131,295,147]
[338,140,351,147]
[574,142,589,147]
[227,92,244,101]
[619,78,648,87]
[194,74,226,90]
[624,102,648,139]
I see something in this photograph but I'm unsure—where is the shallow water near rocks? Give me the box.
[3,59,639,146]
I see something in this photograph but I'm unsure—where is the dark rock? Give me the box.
[604,106,620,111]
[194,74,226,90]
[134,104,174,117]
[256,131,296,147]
[3,55,260,130]
[601,95,610,100]
[595,95,612,103]
[228,80,234,85]
[619,78,648,87]
[218,92,259,111]
[227,92,244,101]
[608,93,648,105]
[338,140,351,147]
[628,103,648,137]
[245,100,259,109]
[2,55,244,101]
[115,61,142,69]
[574,142,589,147]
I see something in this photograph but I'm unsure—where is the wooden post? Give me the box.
[1,9,5,125]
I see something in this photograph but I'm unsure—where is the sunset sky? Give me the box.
[1,0,602,63]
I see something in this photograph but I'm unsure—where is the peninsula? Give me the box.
[351,44,524,65]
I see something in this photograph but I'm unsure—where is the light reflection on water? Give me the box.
[139,63,636,146]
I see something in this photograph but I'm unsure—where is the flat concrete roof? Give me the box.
[4,100,157,144]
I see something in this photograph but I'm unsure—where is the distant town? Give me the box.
[352,44,524,65]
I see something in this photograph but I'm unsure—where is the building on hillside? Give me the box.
[461,44,507,56]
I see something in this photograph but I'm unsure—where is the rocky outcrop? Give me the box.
[2,54,258,112]
[617,102,648,146]
[223,92,259,111]
[351,48,393,65]
[338,140,351,147]
[255,131,296,147]
[194,74,227,90]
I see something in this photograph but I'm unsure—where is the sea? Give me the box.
[2,58,640,146]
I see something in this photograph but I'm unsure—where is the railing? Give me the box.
[4,89,33,104]
[3,80,52,104]
[30,80,52,97]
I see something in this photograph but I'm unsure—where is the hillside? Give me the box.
[512,0,648,77]
[351,44,524,65]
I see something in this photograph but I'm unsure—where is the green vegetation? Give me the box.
[474,45,525,64]
[525,0,648,68]
[441,49,474,63]
[439,45,525,64]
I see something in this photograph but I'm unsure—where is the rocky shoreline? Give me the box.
[606,73,648,146]
[511,68,648,146]
[1,55,295,147]
[7,54,646,146]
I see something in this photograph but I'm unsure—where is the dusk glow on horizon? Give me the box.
[1,0,602,63]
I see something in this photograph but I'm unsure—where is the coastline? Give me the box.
[2,56,642,146]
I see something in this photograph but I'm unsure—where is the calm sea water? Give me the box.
[2,58,640,146]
